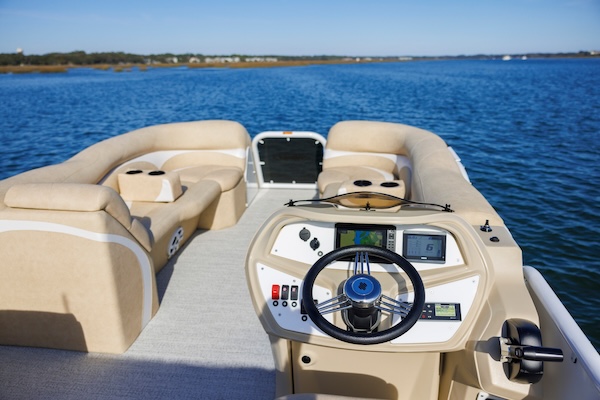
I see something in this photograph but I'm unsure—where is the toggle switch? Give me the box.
[290,285,299,301]
[272,285,280,300]
[281,285,290,300]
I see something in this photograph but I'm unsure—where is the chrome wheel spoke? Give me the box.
[316,294,352,315]
[353,251,371,275]
[376,294,413,318]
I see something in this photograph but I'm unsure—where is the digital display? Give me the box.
[435,303,457,318]
[335,224,396,261]
[402,233,446,262]
[420,303,462,320]
[338,228,385,248]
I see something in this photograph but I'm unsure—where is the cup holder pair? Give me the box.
[353,180,399,188]
[126,169,165,176]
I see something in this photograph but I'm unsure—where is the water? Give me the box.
[1,60,599,350]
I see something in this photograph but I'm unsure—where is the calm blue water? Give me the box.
[1,60,599,349]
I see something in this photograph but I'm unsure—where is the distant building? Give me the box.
[204,56,241,63]
[16,48,23,54]
[245,57,278,62]
[189,57,201,63]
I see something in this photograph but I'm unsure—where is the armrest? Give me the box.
[4,183,151,250]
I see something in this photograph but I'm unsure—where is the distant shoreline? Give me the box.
[1,52,598,74]
[0,59,394,74]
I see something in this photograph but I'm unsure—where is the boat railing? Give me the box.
[524,266,600,396]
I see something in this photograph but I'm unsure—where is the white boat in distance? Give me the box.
[0,120,598,399]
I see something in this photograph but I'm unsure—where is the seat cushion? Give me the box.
[177,165,243,192]
[318,167,395,197]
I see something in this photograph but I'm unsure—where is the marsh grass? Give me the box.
[0,59,383,74]
[0,65,69,74]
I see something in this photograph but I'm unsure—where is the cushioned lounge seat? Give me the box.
[0,120,251,353]
[318,121,503,226]
[318,123,412,198]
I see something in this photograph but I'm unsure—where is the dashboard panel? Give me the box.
[254,220,481,345]
[271,222,464,271]
[260,260,479,344]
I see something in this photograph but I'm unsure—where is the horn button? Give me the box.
[344,274,382,308]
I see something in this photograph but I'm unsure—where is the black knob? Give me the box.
[310,238,320,250]
[299,228,311,242]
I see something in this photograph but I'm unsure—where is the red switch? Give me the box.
[272,285,280,300]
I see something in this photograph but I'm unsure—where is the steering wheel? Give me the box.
[302,245,425,345]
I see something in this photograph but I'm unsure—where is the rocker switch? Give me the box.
[290,285,299,300]
[281,285,290,300]
[272,285,280,300]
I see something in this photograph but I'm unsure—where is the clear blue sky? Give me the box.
[0,0,598,56]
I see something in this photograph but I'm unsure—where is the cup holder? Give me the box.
[126,169,143,175]
[380,181,400,188]
[353,180,372,187]
[148,170,166,176]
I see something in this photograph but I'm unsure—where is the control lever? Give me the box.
[500,319,563,383]
[500,339,564,363]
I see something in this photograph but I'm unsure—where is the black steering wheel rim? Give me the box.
[302,245,425,345]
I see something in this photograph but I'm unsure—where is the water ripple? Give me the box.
[1,60,599,349]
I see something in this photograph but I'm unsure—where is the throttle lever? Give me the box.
[513,345,563,362]
[501,339,564,363]
[500,318,564,383]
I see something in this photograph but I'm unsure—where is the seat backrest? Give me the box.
[97,120,250,190]
[0,120,250,205]
[320,121,420,196]
[321,121,504,225]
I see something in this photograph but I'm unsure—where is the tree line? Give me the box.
[0,50,356,66]
[1,51,142,66]
[1,50,597,67]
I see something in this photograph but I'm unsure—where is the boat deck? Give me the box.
[0,187,315,400]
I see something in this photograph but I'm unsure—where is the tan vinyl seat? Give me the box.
[318,121,412,198]
[317,121,504,226]
[0,120,251,353]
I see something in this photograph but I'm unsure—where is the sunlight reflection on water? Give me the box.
[1,59,599,348]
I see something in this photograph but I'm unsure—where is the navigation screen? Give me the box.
[335,224,396,261]
[338,228,384,247]
[402,233,446,262]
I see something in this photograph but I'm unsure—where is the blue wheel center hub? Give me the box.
[344,274,382,307]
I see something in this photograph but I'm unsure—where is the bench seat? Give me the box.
[318,121,503,225]
[0,120,251,353]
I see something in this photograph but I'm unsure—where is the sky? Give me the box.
[0,0,599,57]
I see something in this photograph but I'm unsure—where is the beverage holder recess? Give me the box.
[338,179,406,198]
[117,169,183,202]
